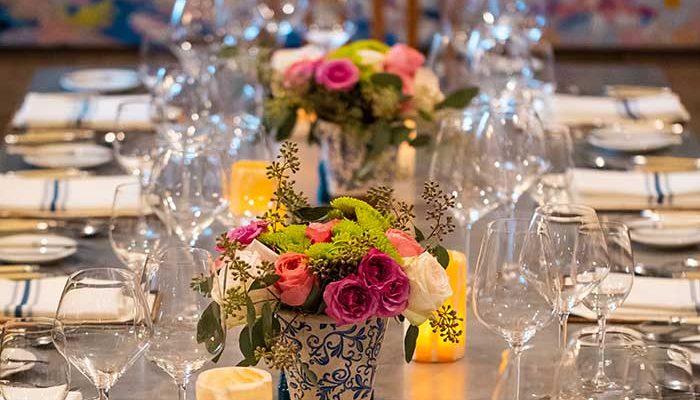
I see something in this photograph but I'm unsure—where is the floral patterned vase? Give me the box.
[316,120,397,199]
[279,313,387,400]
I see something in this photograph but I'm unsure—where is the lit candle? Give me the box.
[229,160,276,218]
[196,367,272,400]
[414,249,467,363]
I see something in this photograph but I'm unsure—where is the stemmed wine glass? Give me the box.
[430,109,502,273]
[112,100,163,185]
[472,218,558,400]
[109,183,167,276]
[473,102,548,213]
[532,123,574,205]
[54,268,153,400]
[304,0,360,50]
[147,141,229,245]
[580,222,634,392]
[143,246,224,400]
[532,203,610,347]
[0,318,70,400]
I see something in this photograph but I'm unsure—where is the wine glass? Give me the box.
[531,123,574,206]
[54,268,153,400]
[112,100,163,185]
[429,109,502,274]
[473,102,548,213]
[581,222,634,392]
[532,203,610,348]
[144,246,224,400]
[0,318,70,400]
[147,142,229,245]
[139,35,179,93]
[472,218,558,400]
[109,183,167,276]
[256,0,309,46]
[304,0,361,50]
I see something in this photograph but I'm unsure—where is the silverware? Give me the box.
[0,272,55,280]
[4,358,49,364]
[0,243,77,250]
[0,265,40,273]
[0,218,105,238]
[633,155,700,173]
[4,129,95,145]
[6,168,91,179]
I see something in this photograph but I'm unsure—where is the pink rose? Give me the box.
[218,220,269,250]
[274,253,315,307]
[384,44,425,78]
[283,59,319,91]
[358,249,410,318]
[385,67,415,96]
[385,228,424,257]
[323,274,378,326]
[315,59,360,92]
[305,219,340,244]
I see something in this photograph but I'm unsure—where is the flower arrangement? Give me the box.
[193,142,461,372]
[263,40,477,147]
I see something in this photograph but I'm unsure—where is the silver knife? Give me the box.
[4,129,96,145]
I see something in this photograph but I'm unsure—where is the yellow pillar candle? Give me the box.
[414,249,468,363]
[196,367,273,400]
[229,160,276,218]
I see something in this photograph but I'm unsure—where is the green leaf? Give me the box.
[434,245,450,269]
[276,107,298,141]
[369,124,392,157]
[196,302,225,357]
[249,274,281,291]
[295,206,334,222]
[261,302,273,341]
[370,73,403,92]
[302,284,323,312]
[414,226,425,243]
[418,109,434,122]
[237,357,257,367]
[246,298,256,342]
[239,326,254,359]
[390,125,412,146]
[435,87,479,110]
[404,325,420,362]
[409,134,431,147]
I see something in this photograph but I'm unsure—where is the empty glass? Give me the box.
[473,218,558,400]
[256,0,308,45]
[581,222,634,392]
[147,142,229,245]
[0,318,70,400]
[473,103,548,212]
[532,204,609,348]
[109,183,167,276]
[304,0,360,50]
[112,101,163,185]
[532,123,574,205]
[54,268,153,400]
[144,246,224,400]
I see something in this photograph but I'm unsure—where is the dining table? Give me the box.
[2,62,700,400]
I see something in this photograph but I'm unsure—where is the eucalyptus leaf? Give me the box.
[435,87,479,110]
[196,302,225,357]
[434,245,450,269]
[409,134,431,147]
[295,206,334,222]
[302,284,323,312]
[262,302,273,341]
[414,226,425,243]
[249,274,281,290]
[404,325,419,362]
[239,326,254,359]
[390,125,412,146]
[276,107,298,141]
[246,298,256,342]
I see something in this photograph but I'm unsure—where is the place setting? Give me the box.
[2,1,700,400]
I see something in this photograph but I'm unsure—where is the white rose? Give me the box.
[411,67,445,113]
[401,251,453,325]
[212,240,279,328]
[356,49,385,72]
[270,45,324,73]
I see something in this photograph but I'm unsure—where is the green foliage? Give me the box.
[370,73,403,92]
[259,224,311,253]
[197,302,225,361]
[330,197,389,227]
[404,325,419,362]
[435,87,479,110]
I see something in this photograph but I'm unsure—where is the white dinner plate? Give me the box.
[23,143,112,169]
[0,234,77,264]
[630,227,700,249]
[0,348,37,378]
[60,68,140,93]
[588,130,682,153]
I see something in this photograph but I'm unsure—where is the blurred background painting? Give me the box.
[0,0,698,49]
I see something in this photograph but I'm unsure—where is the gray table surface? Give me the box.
[3,64,700,400]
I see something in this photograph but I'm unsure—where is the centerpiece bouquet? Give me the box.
[262,40,477,196]
[194,142,461,400]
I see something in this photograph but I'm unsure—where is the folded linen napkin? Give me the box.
[571,168,700,210]
[0,276,134,320]
[0,386,82,400]
[572,275,700,324]
[0,174,140,218]
[12,93,151,130]
[552,93,690,126]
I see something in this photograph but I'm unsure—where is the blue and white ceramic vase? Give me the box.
[279,312,387,400]
[316,120,397,199]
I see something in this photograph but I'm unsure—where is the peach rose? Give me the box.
[384,44,425,78]
[305,219,340,244]
[386,228,424,257]
[274,252,315,306]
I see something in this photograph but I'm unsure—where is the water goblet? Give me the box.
[472,218,558,400]
[54,268,153,400]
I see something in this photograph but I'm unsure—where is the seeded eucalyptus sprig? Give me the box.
[366,185,415,231]
[417,181,456,268]
[429,305,463,343]
[263,141,310,230]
